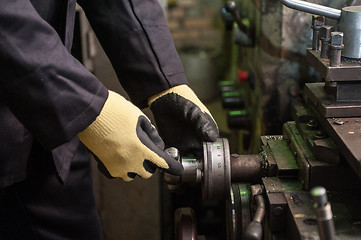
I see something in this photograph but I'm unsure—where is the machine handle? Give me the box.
[279,0,341,20]
[225,1,248,33]
[244,186,265,240]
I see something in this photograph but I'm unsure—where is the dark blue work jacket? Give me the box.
[0,0,187,187]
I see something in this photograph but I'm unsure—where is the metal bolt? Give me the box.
[273,206,285,217]
[329,32,344,67]
[312,15,325,27]
[311,15,325,50]
[320,25,334,59]
[331,32,343,46]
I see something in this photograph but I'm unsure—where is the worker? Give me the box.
[0,0,218,239]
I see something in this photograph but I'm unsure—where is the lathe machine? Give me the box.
[164,1,361,239]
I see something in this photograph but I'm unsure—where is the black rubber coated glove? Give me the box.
[148,85,219,156]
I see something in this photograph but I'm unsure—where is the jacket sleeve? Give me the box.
[0,0,108,150]
[77,0,189,108]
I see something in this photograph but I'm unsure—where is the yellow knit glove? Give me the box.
[78,90,183,181]
[148,84,219,156]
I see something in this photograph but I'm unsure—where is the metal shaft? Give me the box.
[329,48,342,67]
[279,0,341,20]
[230,154,262,182]
[311,187,336,240]
[312,28,321,51]
[311,15,325,51]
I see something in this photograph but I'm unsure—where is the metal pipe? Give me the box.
[279,0,341,20]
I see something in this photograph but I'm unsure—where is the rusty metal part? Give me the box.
[175,208,198,240]
[280,1,361,59]
[306,49,361,82]
[283,121,361,191]
[230,154,262,182]
[305,83,361,118]
[316,115,361,178]
[311,15,325,51]
[320,25,334,59]
[263,178,302,232]
[329,32,344,67]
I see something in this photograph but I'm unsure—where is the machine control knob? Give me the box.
[222,90,245,109]
[164,138,231,200]
[238,69,249,83]
[227,109,251,130]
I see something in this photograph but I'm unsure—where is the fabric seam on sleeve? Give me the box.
[127,0,171,88]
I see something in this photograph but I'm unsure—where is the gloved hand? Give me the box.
[148,84,219,156]
[78,90,183,181]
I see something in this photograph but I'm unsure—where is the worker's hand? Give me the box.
[148,85,219,156]
[78,91,183,181]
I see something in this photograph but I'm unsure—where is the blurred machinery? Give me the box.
[165,0,361,239]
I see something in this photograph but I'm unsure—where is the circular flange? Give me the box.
[226,184,251,240]
[202,138,231,200]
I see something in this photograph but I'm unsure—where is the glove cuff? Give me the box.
[78,90,144,148]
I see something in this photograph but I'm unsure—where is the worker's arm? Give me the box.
[0,0,182,179]
[0,0,108,149]
[77,0,189,108]
[78,0,218,155]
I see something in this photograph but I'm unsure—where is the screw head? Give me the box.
[312,15,325,28]
[331,32,344,46]
[320,25,334,41]
[273,206,285,217]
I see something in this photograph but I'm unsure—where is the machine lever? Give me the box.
[244,185,265,240]
[225,1,248,33]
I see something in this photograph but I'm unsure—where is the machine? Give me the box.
[165,1,361,239]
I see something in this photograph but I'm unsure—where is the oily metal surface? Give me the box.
[283,121,361,191]
[305,83,361,118]
[263,177,302,232]
[306,49,361,82]
[321,117,361,178]
[285,191,361,239]
[309,102,361,178]
[230,154,262,182]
